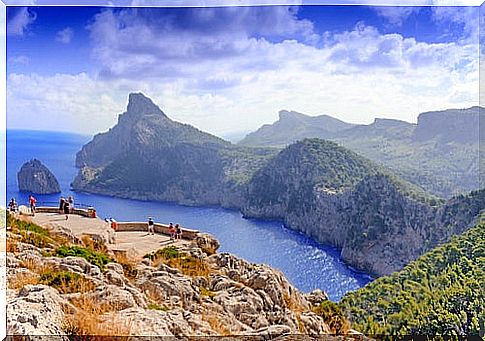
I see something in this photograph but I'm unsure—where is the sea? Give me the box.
[6,129,372,301]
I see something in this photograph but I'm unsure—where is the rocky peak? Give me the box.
[17,159,60,194]
[278,110,306,121]
[125,92,167,119]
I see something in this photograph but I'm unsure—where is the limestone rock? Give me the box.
[7,285,69,336]
[304,289,329,306]
[17,159,61,194]
[193,232,220,255]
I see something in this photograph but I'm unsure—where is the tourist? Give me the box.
[63,199,70,220]
[8,198,18,213]
[168,223,175,240]
[148,217,155,235]
[111,218,118,231]
[68,196,74,213]
[59,197,65,214]
[28,195,37,216]
[175,224,183,240]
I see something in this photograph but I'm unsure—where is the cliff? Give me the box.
[17,159,61,194]
[72,93,483,278]
[242,139,483,276]
[6,213,354,337]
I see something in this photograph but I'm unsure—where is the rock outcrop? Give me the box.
[7,219,346,338]
[17,159,61,194]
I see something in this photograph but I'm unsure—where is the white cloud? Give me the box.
[374,6,421,25]
[56,27,74,44]
[7,7,36,36]
[6,8,479,137]
[8,55,29,65]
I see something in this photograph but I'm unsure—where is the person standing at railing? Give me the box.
[64,199,70,220]
[59,197,65,214]
[148,217,155,235]
[29,195,37,216]
[68,196,74,214]
[8,198,18,213]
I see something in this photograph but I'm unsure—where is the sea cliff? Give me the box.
[72,93,484,277]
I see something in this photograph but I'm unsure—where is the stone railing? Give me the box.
[35,206,94,218]
[115,222,199,240]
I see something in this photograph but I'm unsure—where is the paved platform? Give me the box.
[28,212,189,257]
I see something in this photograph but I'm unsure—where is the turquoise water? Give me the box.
[6,129,372,300]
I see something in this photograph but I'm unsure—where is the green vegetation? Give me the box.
[144,246,180,260]
[313,300,349,334]
[239,107,481,199]
[340,219,485,336]
[147,303,169,311]
[55,245,112,271]
[199,286,216,300]
[7,212,60,249]
[39,270,95,294]
[144,246,210,277]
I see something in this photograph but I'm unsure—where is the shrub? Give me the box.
[147,303,169,311]
[199,286,216,300]
[38,270,95,294]
[314,300,349,334]
[144,247,210,277]
[55,246,112,271]
[144,246,180,261]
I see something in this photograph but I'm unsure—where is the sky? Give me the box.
[4,2,482,138]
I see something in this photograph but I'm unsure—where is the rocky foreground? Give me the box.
[6,214,362,338]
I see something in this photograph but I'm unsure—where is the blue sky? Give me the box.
[5,4,481,136]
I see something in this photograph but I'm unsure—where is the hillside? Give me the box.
[340,216,485,336]
[73,93,483,278]
[239,107,482,198]
[242,138,483,276]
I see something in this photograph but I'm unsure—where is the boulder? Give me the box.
[7,285,70,336]
[193,233,220,255]
[17,159,61,194]
[304,289,329,307]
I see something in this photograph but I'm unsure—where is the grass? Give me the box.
[63,293,132,337]
[144,246,180,260]
[38,270,96,294]
[7,212,70,249]
[81,234,109,253]
[147,303,169,311]
[55,245,112,271]
[8,271,39,290]
[199,286,216,300]
[144,246,211,278]
[114,252,140,281]
[202,314,232,336]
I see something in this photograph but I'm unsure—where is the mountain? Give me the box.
[73,93,277,207]
[73,93,483,277]
[340,215,485,336]
[239,107,482,199]
[240,110,355,147]
[242,138,483,276]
